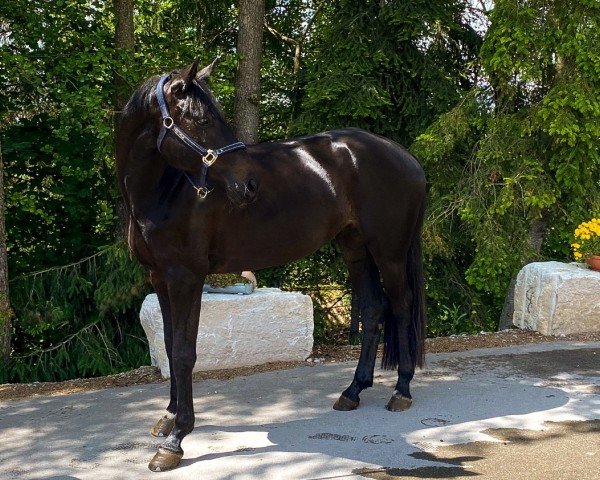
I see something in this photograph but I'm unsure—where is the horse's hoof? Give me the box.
[333,395,359,411]
[386,393,412,412]
[150,415,175,437]
[148,447,183,472]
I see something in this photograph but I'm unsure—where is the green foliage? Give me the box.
[5,0,597,384]
[0,0,119,273]
[413,0,600,318]
[294,0,481,144]
[1,243,151,382]
[259,243,348,290]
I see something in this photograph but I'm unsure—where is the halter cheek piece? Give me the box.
[155,75,246,199]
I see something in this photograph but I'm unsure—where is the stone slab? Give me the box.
[140,288,314,377]
[513,261,600,335]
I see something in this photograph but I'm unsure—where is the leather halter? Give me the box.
[155,75,246,198]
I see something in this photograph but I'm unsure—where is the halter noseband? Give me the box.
[155,75,246,198]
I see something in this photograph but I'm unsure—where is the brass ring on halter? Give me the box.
[202,149,218,167]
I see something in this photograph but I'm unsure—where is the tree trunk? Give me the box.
[498,275,516,331]
[113,0,135,117]
[528,217,547,256]
[113,0,135,238]
[0,136,12,364]
[233,0,265,144]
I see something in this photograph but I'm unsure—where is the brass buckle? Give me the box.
[194,186,211,199]
[202,149,218,167]
[163,117,174,129]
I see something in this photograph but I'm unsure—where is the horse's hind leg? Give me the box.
[149,271,176,438]
[377,261,415,411]
[371,237,426,411]
[333,228,387,411]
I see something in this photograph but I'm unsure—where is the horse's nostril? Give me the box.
[246,179,258,194]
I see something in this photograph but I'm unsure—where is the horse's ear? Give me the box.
[171,59,200,94]
[196,56,221,81]
[182,58,200,90]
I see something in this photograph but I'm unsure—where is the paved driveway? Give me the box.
[1,341,598,479]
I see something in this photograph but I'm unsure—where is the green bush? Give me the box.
[1,243,151,383]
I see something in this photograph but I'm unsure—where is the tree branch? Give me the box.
[264,20,297,45]
[300,1,326,44]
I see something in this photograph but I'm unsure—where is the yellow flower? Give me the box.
[572,217,600,260]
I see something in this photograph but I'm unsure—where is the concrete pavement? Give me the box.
[0,341,598,479]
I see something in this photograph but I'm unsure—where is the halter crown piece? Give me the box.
[155,75,246,198]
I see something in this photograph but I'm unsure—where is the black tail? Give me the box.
[381,202,427,370]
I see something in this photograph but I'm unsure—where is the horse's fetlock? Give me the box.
[161,437,184,455]
[356,377,373,389]
[341,387,360,403]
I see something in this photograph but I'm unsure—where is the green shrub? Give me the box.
[1,243,151,383]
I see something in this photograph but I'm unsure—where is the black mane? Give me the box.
[120,71,227,132]
[118,75,161,135]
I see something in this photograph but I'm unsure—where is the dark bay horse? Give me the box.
[116,59,426,472]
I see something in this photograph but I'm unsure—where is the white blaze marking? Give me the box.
[296,149,336,195]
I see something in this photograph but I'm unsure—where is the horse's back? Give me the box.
[328,128,425,182]
[286,128,425,204]
[266,128,424,186]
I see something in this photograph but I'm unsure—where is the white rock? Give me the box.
[140,288,314,378]
[513,261,600,335]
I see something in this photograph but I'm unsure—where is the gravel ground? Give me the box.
[1,329,599,402]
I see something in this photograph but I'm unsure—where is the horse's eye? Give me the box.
[169,79,187,96]
[199,117,211,126]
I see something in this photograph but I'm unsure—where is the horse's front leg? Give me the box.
[149,266,205,472]
[149,271,177,438]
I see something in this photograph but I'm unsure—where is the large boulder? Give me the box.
[513,261,600,335]
[140,288,314,378]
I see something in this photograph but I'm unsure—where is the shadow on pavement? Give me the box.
[0,345,597,479]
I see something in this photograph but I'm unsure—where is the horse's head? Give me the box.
[152,59,258,205]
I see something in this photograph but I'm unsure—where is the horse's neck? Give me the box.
[123,147,172,217]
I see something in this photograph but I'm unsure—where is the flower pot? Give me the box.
[586,255,600,272]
